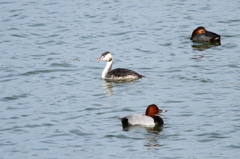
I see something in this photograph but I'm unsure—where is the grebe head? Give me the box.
[191,26,207,40]
[145,104,166,117]
[96,51,112,62]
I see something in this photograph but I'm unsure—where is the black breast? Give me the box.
[153,116,164,125]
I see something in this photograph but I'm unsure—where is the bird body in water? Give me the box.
[190,26,221,43]
[96,51,145,80]
[119,104,166,126]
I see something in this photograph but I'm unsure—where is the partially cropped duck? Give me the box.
[190,26,221,43]
[119,104,166,126]
[96,51,145,80]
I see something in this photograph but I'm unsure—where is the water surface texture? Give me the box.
[1,0,240,159]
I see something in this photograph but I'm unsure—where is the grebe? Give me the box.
[190,26,221,43]
[96,51,145,80]
[119,104,167,126]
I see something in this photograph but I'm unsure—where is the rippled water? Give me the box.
[1,0,240,159]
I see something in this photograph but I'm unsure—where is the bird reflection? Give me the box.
[192,55,204,60]
[144,136,164,150]
[101,79,140,96]
[192,42,221,51]
[122,125,164,150]
[122,125,163,134]
[144,143,163,150]
[102,80,114,95]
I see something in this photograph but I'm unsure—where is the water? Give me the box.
[1,0,240,158]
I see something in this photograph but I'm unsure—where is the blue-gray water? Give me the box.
[1,0,240,159]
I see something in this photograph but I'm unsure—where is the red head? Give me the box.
[191,26,207,40]
[145,104,164,117]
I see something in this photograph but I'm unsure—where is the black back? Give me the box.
[107,68,145,79]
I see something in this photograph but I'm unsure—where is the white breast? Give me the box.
[126,114,155,126]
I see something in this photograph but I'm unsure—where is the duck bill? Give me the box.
[95,56,104,61]
[157,109,167,116]
[161,110,167,113]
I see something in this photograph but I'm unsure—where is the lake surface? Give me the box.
[1,0,240,158]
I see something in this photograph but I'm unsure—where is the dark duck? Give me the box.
[190,26,221,43]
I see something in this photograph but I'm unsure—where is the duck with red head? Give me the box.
[190,26,221,43]
[120,104,167,126]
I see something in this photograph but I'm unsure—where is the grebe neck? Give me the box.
[102,59,112,79]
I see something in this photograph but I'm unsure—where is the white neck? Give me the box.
[102,60,112,78]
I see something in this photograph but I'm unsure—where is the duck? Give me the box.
[119,104,166,126]
[190,26,221,43]
[96,51,145,80]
